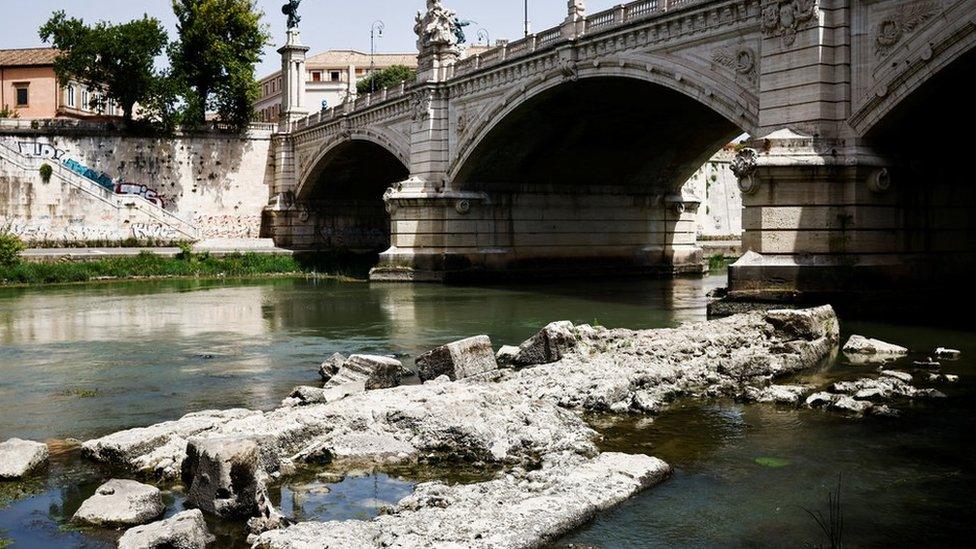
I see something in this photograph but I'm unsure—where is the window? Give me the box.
[311,71,321,82]
[82,89,90,111]
[67,85,76,107]
[330,71,341,82]
[15,84,29,107]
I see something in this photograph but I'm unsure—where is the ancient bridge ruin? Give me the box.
[265,0,976,304]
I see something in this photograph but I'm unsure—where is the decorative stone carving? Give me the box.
[761,0,817,46]
[712,46,757,82]
[867,168,892,193]
[413,0,460,57]
[568,0,586,19]
[383,187,398,215]
[455,199,472,215]
[456,108,468,134]
[412,90,434,121]
[874,1,940,58]
[731,148,760,195]
[558,58,579,81]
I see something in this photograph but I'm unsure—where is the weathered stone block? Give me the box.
[326,354,403,390]
[319,352,347,382]
[0,438,49,479]
[72,479,165,526]
[415,335,498,382]
[181,437,262,518]
[514,321,580,366]
[118,509,214,549]
[843,335,908,356]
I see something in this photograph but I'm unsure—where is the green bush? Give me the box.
[0,233,27,267]
[40,163,53,183]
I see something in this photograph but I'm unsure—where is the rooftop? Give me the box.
[0,47,59,68]
[259,49,418,82]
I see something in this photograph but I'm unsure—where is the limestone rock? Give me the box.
[913,359,942,368]
[0,438,49,479]
[744,384,809,405]
[325,354,403,390]
[281,382,364,408]
[928,373,959,383]
[118,509,214,549]
[806,392,837,408]
[253,452,671,549]
[830,396,873,415]
[72,479,165,527]
[934,347,961,359]
[182,437,262,518]
[514,320,581,366]
[495,345,520,367]
[842,335,908,357]
[880,370,912,383]
[319,353,347,382]
[415,335,498,382]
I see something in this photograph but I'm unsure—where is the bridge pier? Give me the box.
[370,186,704,282]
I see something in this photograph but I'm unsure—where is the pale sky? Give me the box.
[0,0,622,78]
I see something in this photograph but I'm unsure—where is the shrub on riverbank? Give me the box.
[0,233,26,267]
[0,251,307,286]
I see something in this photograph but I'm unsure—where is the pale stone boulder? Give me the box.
[72,479,165,526]
[325,354,403,390]
[415,335,498,382]
[495,345,520,367]
[118,509,214,549]
[934,347,961,359]
[181,437,262,518]
[280,381,365,407]
[319,352,346,382]
[880,370,912,383]
[744,384,809,405]
[514,321,581,366]
[842,335,908,356]
[0,438,49,479]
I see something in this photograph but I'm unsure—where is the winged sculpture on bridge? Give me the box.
[282,0,302,30]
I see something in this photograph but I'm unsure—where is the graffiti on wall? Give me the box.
[17,141,167,208]
[1,220,183,243]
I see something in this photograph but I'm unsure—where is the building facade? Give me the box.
[255,50,417,123]
[0,48,122,120]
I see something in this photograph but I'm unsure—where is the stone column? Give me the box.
[372,0,474,281]
[562,1,587,40]
[278,29,310,132]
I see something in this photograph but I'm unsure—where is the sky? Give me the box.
[0,0,622,78]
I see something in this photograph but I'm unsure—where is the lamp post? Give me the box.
[370,20,385,94]
[524,0,530,37]
[477,28,490,46]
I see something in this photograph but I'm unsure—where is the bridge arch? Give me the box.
[292,133,409,253]
[449,56,757,188]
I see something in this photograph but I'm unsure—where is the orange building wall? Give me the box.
[0,66,59,119]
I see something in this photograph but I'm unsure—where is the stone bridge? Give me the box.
[265,0,976,304]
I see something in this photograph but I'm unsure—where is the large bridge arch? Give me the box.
[288,134,409,253]
[449,58,757,188]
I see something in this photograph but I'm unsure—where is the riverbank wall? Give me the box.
[0,120,274,245]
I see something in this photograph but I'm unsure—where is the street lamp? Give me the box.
[524,0,530,37]
[370,20,385,94]
[477,28,490,46]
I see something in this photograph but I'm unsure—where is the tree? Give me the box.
[170,0,270,130]
[39,11,168,125]
[357,65,417,96]
[0,105,20,118]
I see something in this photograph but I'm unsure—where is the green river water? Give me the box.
[0,275,973,547]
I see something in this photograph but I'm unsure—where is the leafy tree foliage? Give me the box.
[39,11,168,125]
[0,105,19,118]
[357,65,417,96]
[170,0,270,130]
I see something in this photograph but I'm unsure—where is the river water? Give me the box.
[0,276,973,547]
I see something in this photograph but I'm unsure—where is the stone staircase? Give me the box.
[0,142,199,241]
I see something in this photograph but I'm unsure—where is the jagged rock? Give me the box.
[415,335,498,382]
[916,388,947,399]
[913,359,941,369]
[281,382,365,408]
[842,335,908,356]
[934,347,961,359]
[513,321,583,366]
[495,345,520,367]
[869,404,900,418]
[253,452,671,549]
[72,479,164,527]
[744,384,809,404]
[830,396,873,415]
[325,354,403,390]
[319,353,347,382]
[806,392,837,408]
[182,437,262,518]
[880,370,913,383]
[928,373,960,383]
[0,438,49,479]
[831,376,917,400]
[118,510,214,549]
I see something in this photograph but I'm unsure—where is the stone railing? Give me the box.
[290,80,412,133]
